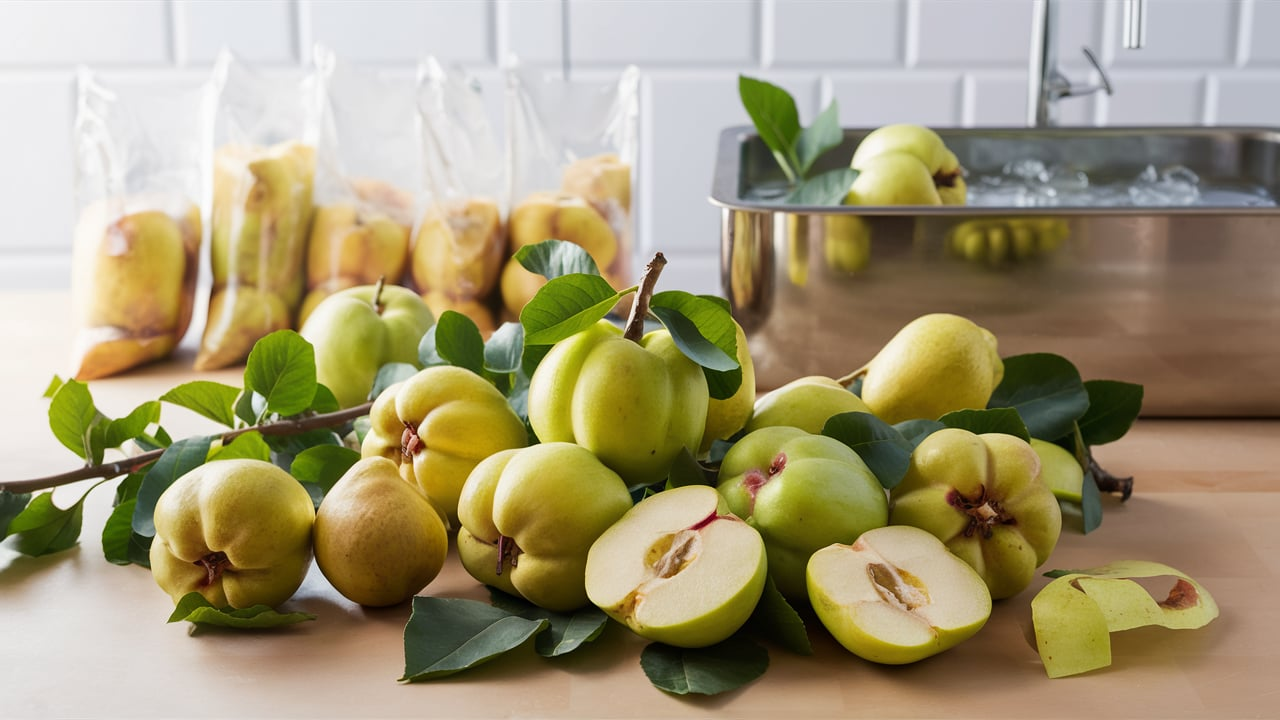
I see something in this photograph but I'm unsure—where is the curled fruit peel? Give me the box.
[1031,560,1219,678]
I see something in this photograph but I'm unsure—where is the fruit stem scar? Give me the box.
[401,421,423,458]
[947,488,1015,539]
[194,551,231,587]
[495,534,522,576]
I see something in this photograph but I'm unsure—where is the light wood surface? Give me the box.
[1,291,1276,719]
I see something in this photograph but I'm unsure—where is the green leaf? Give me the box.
[487,589,609,658]
[208,430,271,462]
[244,330,318,418]
[1081,466,1104,534]
[521,273,622,346]
[821,411,914,490]
[738,75,801,182]
[310,383,341,415]
[667,446,714,488]
[939,407,1031,442]
[167,592,316,629]
[234,388,265,427]
[1,490,33,538]
[988,353,1090,441]
[372,362,418,401]
[160,381,242,428]
[43,375,64,399]
[484,322,525,375]
[1079,380,1144,446]
[102,498,152,566]
[112,470,146,505]
[513,239,602,279]
[785,167,859,205]
[648,291,741,400]
[7,488,90,556]
[894,419,946,447]
[132,435,214,537]
[265,428,343,474]
[291,445,360,508]
[103,400,161,449]
[425,311,487,376]
[401,596,549,681]
[640,636,770,695]
[47,378,102,461]
[746,576,812,655]
[794,100,842,177]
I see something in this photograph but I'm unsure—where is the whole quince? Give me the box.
[745,375,872,435]
[890,428,1062,599]
[149,459,315,609]
[527,319,709,489]
[456,443,633,611]
[361,365,528,526]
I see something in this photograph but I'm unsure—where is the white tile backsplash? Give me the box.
[2,0,1278,294]
[179,0,297,66]
[0,0,172,66]
[770,0,904,68]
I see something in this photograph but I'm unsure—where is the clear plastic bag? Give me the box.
[195,50,319,371]
[503,62,640,319]
[413,57,507,335]
[299,45,419,326]
[69,68,206,380]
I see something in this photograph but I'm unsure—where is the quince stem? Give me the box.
[371,275,387,316]
[623,252,668,343]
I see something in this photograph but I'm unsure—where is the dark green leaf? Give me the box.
[746,576,812,655]
[1043,568,1079,579]
[521,274,623,346]
[822,411,913,490]
[103,400,161,449]
[1080,467,1103,534]
[47,378,101,461]
[234,388,264,426]
[372,362,418,401]
[487,589,609,658]
[667,446,714,488]
[244,330,318,418]
[520,344,553,385]
[649,291,741,400]
[988,353,1089,441]
[132,435,214,537]
[208,431,271,462]
[894,419,946,447]
[310,383,341,415]
[102,498,152,566]
[1079,380,1144,446]
[738,75,801,182]
[167,592,316,629]
[291,445,360,508]
[1,490,33,538]
[401,596,549,681]
[112,471,145,506]
[939,407,1031,441]
[640,636,769,695]
[160,381,241,428]
[429,311,487,376]
[484,322,525,375]
[785,167,859,205]
[794,100,842,177]
[265,428,342,474]
[7,489,89,556]
[513,239,602,279]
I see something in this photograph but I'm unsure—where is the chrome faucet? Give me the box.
[1027,0,1145,127]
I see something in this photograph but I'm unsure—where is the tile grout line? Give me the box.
[294,0,311,65]
[168,0,186,68]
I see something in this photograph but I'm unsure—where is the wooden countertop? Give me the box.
[2,291,1276,719]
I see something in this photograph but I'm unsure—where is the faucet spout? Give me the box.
[1123,0,1147,49]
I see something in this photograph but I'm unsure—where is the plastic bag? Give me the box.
[503,61,640,319]
[69,69,205,380]
[299,45,418,326]
[195,49,319,371]
[413,57,507,334]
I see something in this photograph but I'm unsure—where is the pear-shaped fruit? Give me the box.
[808,525,992,664]
[700,319,755,454]
[150,459,315,609]
[412,197,505,300]
[195,286,292,372]
[313,457,448,607]
[847,124,965,207]
[856,313,1003,424]
[508,192,618,270]
[745,375,872,435]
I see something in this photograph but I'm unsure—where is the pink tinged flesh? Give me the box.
[741,452,788,513]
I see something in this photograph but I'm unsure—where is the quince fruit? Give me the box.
[745,375,872,435]
[846,124,965,206]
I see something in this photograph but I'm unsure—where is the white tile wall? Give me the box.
[2,0,1279,299]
